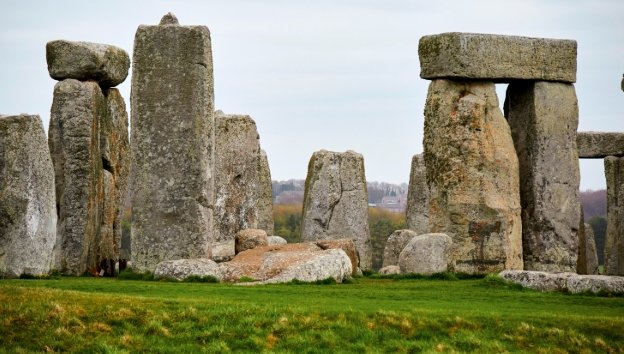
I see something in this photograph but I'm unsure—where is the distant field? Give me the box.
[1,276,623,353]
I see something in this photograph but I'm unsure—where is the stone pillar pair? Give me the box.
[419,33,581,273]
[47,40,130,275]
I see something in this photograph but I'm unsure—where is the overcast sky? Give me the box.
[1,0,622,190]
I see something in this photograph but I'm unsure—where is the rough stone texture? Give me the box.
[211,239,235,263]
[214,112,263,242]
[153,258,221,281]
[406,154,429,234]
[259,249,352,285]
[130,15,214,273]
[500,270,624,294]
[577,218,599,275]
[235,229,268,254]
[378,265,401,276]
[505,81,580,272]
[257,150,274,236]
[46,40,130,87]
[605,156,624,275]
[382,229,418,268]
[424,80,523,274]
[300,150,372,270]
[0,115,57,277]
[398,233,452,275]
[316,238,359,276]
[419,32,577,83]
[267,236,287,246]
[577,132,624,158]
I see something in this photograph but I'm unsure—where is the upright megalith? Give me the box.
[405,154,429,234]
[577,215,599,275]
[257,150,274,236]
[300,150,372,270]
[130,14,214,272]
[605,156,624,275]
[423,79,523,273]
[505,81,581,272]
[0,114,57,277]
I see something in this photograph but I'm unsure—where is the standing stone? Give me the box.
[424,79,523,274]
[505,81,581,272]
[214,112,261,244]
[130,14,214,272]
[405,154,429,234]
[577,212,599,275]
[300,150,372,270]
[0,114,57,277]
[257,150,274,236]
[605,156,624,275]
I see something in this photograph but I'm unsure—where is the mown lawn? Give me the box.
[0,276,623,353]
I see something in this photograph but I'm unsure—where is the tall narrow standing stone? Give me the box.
[505,81,581,272]
[577,208,599,275]
[405,154,429,234]
[0,114,57,277]
[130,14,214,272]
[300,150,372,270]
[257,150,274,236]
[424,79,523,274]
[604,156,624,275]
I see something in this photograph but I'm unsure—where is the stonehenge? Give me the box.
[405,154,428,234]
[604,157,624,275]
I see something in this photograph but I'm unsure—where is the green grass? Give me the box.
[1,276,623,353]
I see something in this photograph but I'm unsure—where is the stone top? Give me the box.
[160,12,179,25]
[419,32,577,83]
[46,40,130,87]
[577,131,624,158]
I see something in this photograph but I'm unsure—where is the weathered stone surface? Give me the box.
[398,233,452,275]
[267,236,287,246]
[500,270,624,294]
[577,218,599,275]
[211,239,235,263]
[605,156,624,275]
[419,32,577,83]
[214,112,262,242]
[378,265,401,276]
[154,258,221,281]
[0,114,57,277]
[301,150,372,270]
[259,249,352,284]
[46,40,130,87]
[577,132,624,158]
[316,238,359,276]
[424,80,523,274]
[235,229,268,254]
[505,81,580,272]
[406,154,429,234]
[257,150,274,236]
[130,15,214,272]
[382,229,418,268]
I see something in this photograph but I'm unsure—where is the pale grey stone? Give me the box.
[257,150,274,236]
[316,238,359,276]
[235,229,268,254]
[577,132,624,158]
[153,258,221,281]
[382,229,418,268]
[405,154,429,234]
[0,114,57,278]
[500,270,624,294]
[130,15,214,272]
[211,239,235,263]
[300,150,372,270]
[505,81,581,272]
[267,236,287,246]
[419,32,577,83]
[604,156,624,275]
[398,233,452,275]
[46,40,130,87]
[424,80,523,274]
[577,219,599,275]
[258,249,352,284]
[378,265,401,276]
[159,12,179,25]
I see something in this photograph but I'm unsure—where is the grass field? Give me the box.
[1,275,623,353]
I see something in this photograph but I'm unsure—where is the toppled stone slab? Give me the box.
[577,132,624,158]
[301,150,372,270]
[379,265,401,276]
[258,249,352,284]
[500,270,624,294]
[211,239,235,263]
[605,156,624,275]
[46,40,130,87]
[235,229,268,254]
[398,233,452,275]
[406,154,429,234]
[267,236,287,246]
[0,114,57,278]
[382,229,418,268]
[419,32,577,83]
[316,238,359,276]
[505,81,580,272]
[424,79,523,274]
[154,258,221,281]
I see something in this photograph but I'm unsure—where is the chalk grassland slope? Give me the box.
[1,278,623,353]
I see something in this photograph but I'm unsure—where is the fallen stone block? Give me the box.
[398,233,452,275]
[500,270,624,294]
[382,229,418,268]
[154,258,221,281]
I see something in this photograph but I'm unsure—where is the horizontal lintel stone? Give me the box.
[419,32,577,83]
[577,132,624,158]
